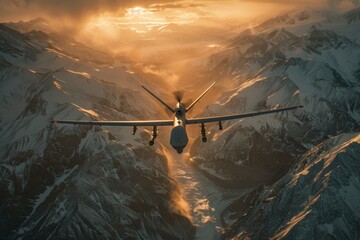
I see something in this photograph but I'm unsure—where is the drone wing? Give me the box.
[186,105,303,124]
[51,119,174,126]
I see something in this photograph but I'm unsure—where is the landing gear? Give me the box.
[200,123,207,142]
[149,126,158,146]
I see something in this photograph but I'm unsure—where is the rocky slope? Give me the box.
[221,133,360,240]
[0,23,194,239]
[190,7,360,187]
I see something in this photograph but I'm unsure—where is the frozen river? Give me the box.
[164,149,250,240]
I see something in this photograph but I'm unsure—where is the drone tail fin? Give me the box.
[186,82,216,112]
[141,85,174,113]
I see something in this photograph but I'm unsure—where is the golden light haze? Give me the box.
[64,0,357,78]
[76,1,293,60]
[1,0,358,66]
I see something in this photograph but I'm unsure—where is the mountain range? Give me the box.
[0,5,359,240]
[190,7,360,188]
[0,22,194,239]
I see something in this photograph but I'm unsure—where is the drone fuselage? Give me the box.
[170,103,188,154]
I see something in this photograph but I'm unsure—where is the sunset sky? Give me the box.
[2,0,357,24]
[1,0,358,60]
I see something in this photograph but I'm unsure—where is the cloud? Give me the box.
[2,0,359,33]
[1,0,183,21]
[3,0,359,22]
[22,0,139,17]
[0,0,198,35]
[149,2,204,11]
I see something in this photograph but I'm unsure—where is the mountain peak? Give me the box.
[266,28,298,45]
[343,6,360,23]
[6,17,55,34]
[222,133,360,240]
[27,17,49,25]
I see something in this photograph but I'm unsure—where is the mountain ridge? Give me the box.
[221,132,360,239]
[0,22,195,240]
[190,6,360,187]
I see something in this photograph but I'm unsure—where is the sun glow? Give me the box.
[78,1,293,59]
[126,7,151,16]
[84,4,201,37]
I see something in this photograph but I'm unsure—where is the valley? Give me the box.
[1,3,360,239]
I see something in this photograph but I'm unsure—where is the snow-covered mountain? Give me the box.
[189,7,360,187]
[5,17,58,34]
[1,5,360,239]
[222,133,360,239]
[343,6,360,23]
[0,23,194,239]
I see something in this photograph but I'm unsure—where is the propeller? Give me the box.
[172,90,192,107]
[173,90,184,103]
